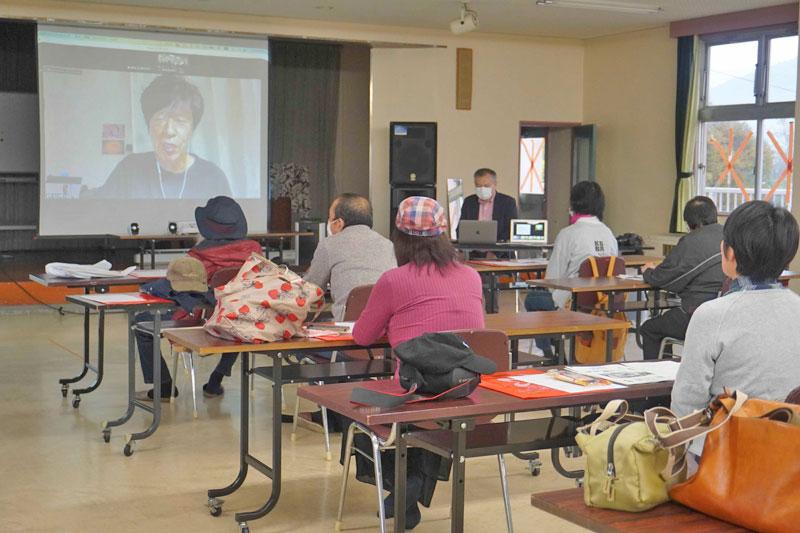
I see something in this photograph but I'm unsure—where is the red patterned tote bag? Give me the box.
[204,253,325,343]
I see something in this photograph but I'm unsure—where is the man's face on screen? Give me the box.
[149,104,194,171]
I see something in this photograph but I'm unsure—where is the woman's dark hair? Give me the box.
[392,231,459,271]
[570,181,605,218]
[333,193,373,228]
[683,196,718,230]
[723,201,799,282]
[141,75,204,127]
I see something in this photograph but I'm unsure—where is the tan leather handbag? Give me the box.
[652,391,800,532]
[205,253,324,343]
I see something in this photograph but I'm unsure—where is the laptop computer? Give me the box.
[458,220,498,245]
[509,219,548,244]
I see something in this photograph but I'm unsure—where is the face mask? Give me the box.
[476,186,494,201]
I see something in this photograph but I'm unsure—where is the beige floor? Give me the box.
[0,304,599,533]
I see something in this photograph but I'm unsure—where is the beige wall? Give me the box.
[583,26,677,238]
[371,40,583,234]
[334,44,371,198]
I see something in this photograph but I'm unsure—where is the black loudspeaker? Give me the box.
[390,122,437,185]
[168,222,178,234]
[129,222,140,236]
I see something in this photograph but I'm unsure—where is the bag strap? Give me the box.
[605,256,617,278]
[350,384,419,408]
[588,256,616,307]
[645,390,748,449]
[646,390,748,484]
[580,399,628,436]
[350,379,476,408]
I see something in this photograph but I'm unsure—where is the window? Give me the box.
[697,28,797,212]
[519,127,546,195]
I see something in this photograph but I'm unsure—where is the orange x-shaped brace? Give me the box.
[763,121,794,202]
[520,139,545,193]
[709,128,752,201]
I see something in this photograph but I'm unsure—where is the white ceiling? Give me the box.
[58,0,796,39]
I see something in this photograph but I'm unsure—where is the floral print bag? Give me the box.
[204,253,324,343]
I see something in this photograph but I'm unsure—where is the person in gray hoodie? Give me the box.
[640,196,725,359]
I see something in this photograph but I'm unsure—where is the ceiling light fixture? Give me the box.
[450,3,479,35]
[535,0,663,15]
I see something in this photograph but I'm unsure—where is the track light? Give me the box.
[450,3,479,34]
[535,0,663,15]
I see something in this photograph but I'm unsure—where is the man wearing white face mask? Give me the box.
[457,168,519,243]
[304,193,396,321]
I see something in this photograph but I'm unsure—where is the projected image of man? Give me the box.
[83,75,231,199]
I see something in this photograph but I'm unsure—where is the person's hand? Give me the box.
[486,252,498,259]
[642,262,658,270]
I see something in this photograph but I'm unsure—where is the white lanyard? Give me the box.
[156,159,189,199]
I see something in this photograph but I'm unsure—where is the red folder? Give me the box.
[479,369,575,399]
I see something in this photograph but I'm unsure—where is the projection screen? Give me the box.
[37,25,269,236]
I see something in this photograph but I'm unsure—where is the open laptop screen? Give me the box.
[510,219,547,243]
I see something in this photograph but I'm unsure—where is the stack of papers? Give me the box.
[130,269,167,278]
[475,259,548,268]
[305,322,354,339]
[46,260,136,279]
[508,372,624,394]
[81,293,154,305]
[565,361,680,385]
[617,274,644,281]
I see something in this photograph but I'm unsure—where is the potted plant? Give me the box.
[269,162,312,231]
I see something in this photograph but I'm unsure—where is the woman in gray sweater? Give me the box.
[672,201,800,453]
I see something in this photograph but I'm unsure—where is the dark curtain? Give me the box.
[669,36,697,233]
[269,41,341,222]
[0,20,37,93]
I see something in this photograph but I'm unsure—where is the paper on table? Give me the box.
[617,274,644,281]
[46,260,137,279]
[620,361,681,381]
[476,259,548,268]
[566,363,676,385]
[81,293,153,304]
[130,269,168,278]
[509,373,625,394]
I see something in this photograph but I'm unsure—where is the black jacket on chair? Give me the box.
[458,192,519,242]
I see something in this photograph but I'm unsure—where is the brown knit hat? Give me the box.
[167,257,208,293]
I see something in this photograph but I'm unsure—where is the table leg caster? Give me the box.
[102,429,111,443]
[123,437,135,457]
[72,396,81,408]
[564,445,581,458]
[208,498,223,517]
[239,521,249,533]
[528,458,542,476]
[61,384,69,398]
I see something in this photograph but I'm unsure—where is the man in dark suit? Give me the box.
[458,168,519,242]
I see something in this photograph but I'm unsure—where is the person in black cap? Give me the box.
[134,196,261,402]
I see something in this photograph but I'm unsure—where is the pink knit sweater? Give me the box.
[353,262,485,348]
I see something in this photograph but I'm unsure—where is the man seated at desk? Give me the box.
[295,193,396,425]
[304,193,396,321]
[457,167,519,244]
[640,196,725,359]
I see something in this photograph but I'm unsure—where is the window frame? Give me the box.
[697,25,797,211]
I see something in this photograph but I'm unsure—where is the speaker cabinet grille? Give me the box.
[390,122,437,185]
